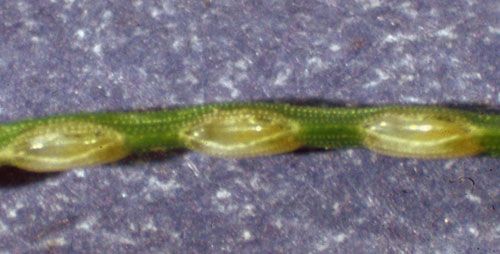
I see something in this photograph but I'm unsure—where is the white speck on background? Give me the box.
[216,188,232,199]
[54,193,70,203]
[329,44,341,52]
[315,234,331,251]
[129,222,137,231]
[401,74,414,82]
[332,202,340,215]
[436,27,458,39]
[306,57,327,74]
[398,2,417,18]
[0,220,8,234]
[465,191,481,204]
[150,7,162,18]
[444,217,451,224]
[334,233,347,243]
[242,229,252,241]
[41,237,67,248]
[31,36,41,43]
[75,29,86,39]
[363,69,389,88]
[383,33,417,43]
[365,196,376,207]
[64,0,75,7]
[363,81,378,89]
[142,217,157,232]
[148,177,180,194]
[239,204,256,217]
[92,44,102,56]
[468,226,479,237]
[218,76,240,98]
[76,216,97,231]
[383,34,399,43]
[375,69,390,81]
[132,0,143,7]
[235,59,249,70]
[172,37,184,51]
[190,35,202,52]
[7,209,17,219]
[401,96,423,103]
[356,0,381,9]
[488,26,500,34]
[212,188,238,214]
[273,68,291,86]
[274,218,283,229]
[161,1,176,16]
[74,170,86,178]
[102,10,113,21]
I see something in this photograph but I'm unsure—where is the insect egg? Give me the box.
[179,109,302,157]
[361,110,484,158]
[0,121,129,172]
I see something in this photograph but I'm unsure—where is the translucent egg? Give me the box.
[179,109,302,157]
[362,110,483,158]
[1,121,129,172]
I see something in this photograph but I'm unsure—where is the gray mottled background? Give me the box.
[0,0,499,253]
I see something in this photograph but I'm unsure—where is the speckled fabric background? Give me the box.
[0,0,498,253]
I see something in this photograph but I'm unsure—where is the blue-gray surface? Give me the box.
[0,0,499,253]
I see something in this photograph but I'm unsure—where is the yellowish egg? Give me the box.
[0,121,129,172]
[179,109,302,157]
[361,110,484,158]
